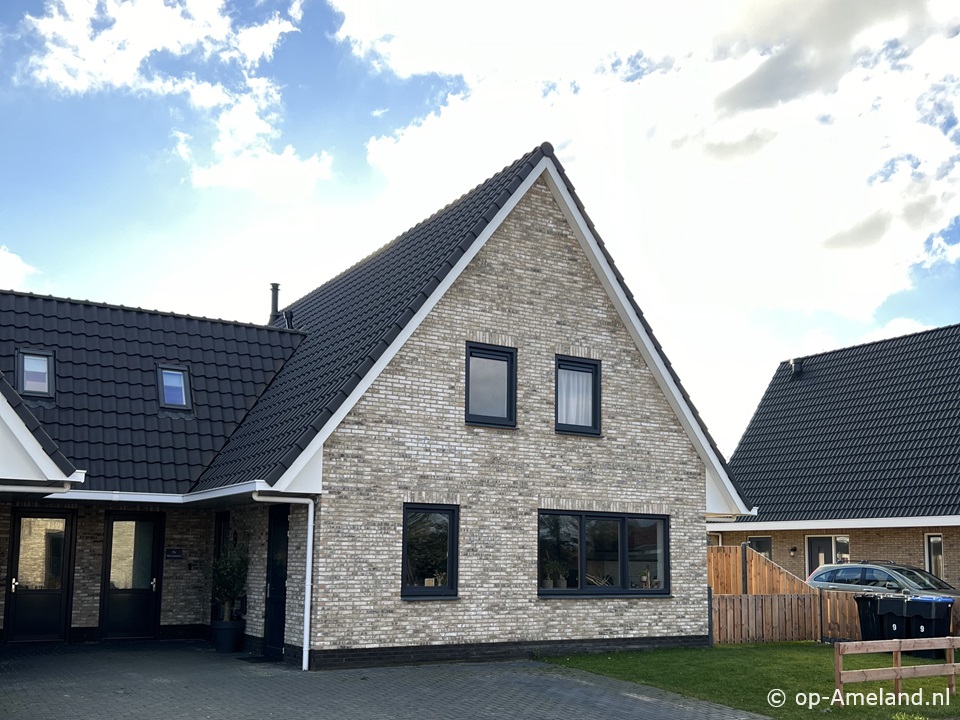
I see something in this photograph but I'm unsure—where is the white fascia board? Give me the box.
[705,516,960,533]
[271,157,554,494]
[48,480,272,504]
[0,391,76,484]
[539,164,753,517]
[183,480,273,503]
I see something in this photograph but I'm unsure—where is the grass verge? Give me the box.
[548,642,959,719]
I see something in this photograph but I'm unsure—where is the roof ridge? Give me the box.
[0,289,306,334]
[783,321,960,365]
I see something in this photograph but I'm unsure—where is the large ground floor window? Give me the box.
[538,511,669,595]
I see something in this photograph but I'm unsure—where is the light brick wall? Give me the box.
[285,504,307,647]
[315,178,709,651]
[718,527,960,587]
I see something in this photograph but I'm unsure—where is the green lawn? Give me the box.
[548,642,959,720]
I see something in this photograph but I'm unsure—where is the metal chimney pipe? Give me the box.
[269,283,280,324]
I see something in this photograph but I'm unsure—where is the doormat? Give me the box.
[237,655,282,663]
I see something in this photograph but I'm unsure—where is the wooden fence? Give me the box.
[712,590,861,644]
[708,545,861,644]
[707,545,815,595]
[835,637,960,699]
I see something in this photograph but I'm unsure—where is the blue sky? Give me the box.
[2,0,960,454]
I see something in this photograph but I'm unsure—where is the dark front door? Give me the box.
[102,513,163,639]
[264,505,289,659]
[6,511,75,641]
[807,536,834,577]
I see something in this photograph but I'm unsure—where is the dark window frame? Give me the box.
[401,503,460,599]
[157,364,192,410]
[464,342,517,428]
[16,349,55,398]
[554,355,601,436]
[538,510,670,597]
[747,536,772,560]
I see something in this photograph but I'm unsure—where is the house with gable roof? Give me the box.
[1,142,751,668]
[707,324,960,588]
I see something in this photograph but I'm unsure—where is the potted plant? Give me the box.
[210,547,248,652]
[544,559,567,589]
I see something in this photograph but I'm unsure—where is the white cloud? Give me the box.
[232,13,298,69]
[0,246,38,290]
[192,144,333,198]
[23,0,323,197]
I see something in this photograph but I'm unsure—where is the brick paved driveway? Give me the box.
[0,641,767,719]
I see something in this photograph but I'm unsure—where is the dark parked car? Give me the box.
[807,561,956,597]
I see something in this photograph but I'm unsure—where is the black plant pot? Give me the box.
[211,619,245,653]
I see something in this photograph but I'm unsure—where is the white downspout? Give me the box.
[252,492,316,671]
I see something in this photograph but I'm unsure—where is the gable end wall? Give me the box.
[315,178,708,651]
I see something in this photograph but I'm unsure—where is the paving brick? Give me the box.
[0,641,766,720]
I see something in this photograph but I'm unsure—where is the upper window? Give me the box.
[158,366,191,410]
[17,351,54,397]
[465,343,517,428]
[402,504,459,598]
[538,511,669,595]
[555,356,600,435]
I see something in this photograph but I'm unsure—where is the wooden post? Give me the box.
[834,642,844,705]
[707,585,714,648]
[741,542,749,594]
[893,650,902,696]
[949,645,956,696]
[819,588,825,642]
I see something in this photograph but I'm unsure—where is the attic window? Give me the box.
[465,342,517,428]
[158,366,191,410]
[555,356,601,435]
[18,351,54,397]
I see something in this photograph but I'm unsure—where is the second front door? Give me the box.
[101,513,163,639]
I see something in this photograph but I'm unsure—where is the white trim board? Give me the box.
[47,480,274,504]
[275,155,752,517]
[707,516,960,532]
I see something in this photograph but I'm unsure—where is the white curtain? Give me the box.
[558,369,592,426]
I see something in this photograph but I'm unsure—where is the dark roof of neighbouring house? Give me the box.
[0,291,303,493]
[730,323,960,522]
[194,141,746,504]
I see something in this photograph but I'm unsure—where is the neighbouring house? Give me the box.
[707,323,960,588]
[1,142,751,668]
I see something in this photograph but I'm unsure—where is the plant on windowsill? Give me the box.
[543,560,567,589]
[210,547,248,653]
